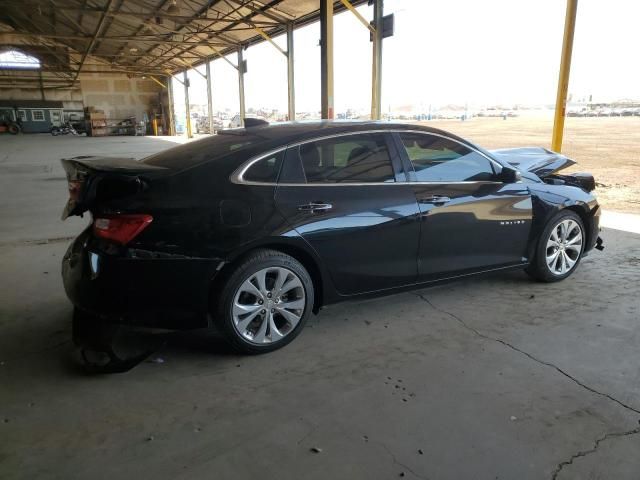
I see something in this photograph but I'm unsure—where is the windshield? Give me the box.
[143,131,263,170]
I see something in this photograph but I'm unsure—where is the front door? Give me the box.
[275,132,421,295]
[394,131,532,280]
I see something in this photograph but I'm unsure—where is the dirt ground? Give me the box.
[422,116,640,214]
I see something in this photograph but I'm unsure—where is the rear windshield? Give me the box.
[142,131,264,170]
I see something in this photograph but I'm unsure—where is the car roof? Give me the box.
[215,120,474,147]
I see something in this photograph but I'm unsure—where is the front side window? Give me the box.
[399,133,495,182]
[17,110,26,121]
[295,133,395,183]
[243,151,284,183]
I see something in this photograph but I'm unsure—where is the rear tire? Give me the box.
[526,210,585,282]
[213,249,314,354]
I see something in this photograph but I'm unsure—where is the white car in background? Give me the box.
[226,114,266,128]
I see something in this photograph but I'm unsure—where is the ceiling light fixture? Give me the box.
[167,0,179,15]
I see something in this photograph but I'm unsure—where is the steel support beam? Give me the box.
[71,0,113,86]
[320,0,334,119]
[206,59,214,134]
[551,0,578,152]
[238,47,246,124]
[167,75,175,136]
[286,23,295,121]
[371,0,383,120]
[183,71,192,138]
[148,75,167,88]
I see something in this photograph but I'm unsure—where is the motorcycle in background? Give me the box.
[51,122,78,136]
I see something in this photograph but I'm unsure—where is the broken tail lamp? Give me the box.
[93,214,153,245]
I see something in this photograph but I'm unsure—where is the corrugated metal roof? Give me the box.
[0,0,368,87]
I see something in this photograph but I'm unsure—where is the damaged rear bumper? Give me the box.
[62,229,222,330]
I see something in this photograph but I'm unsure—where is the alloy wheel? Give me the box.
[545,218,583,275]
[231,267,306,344]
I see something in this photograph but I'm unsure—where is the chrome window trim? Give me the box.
[230,129,505,186]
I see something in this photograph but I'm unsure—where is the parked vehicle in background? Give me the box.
[226,114,266,129]
[0,120,21,134]
[61,121,603,358]
[51,122,78,136]
[195,116,224,134]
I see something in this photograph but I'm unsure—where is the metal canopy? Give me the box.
[0,0,367,88]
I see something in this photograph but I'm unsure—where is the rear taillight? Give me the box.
[93,214,153,245]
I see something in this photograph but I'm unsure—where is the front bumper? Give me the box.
[62,229,222,329]
[585,206,602,253]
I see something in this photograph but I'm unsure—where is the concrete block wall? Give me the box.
[79,71,163,120]
[0,59,163,122]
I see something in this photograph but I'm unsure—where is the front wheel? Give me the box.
[526,210,585,282]
[214,249,314,354]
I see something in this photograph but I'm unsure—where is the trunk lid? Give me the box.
[61,156,168,219]
[489,147,576,177]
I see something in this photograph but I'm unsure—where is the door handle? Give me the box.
[419,195,451,205]
[297,202,333,213]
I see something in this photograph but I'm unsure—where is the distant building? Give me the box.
[0,100,64,133]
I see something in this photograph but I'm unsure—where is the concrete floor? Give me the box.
[1,134,639,480]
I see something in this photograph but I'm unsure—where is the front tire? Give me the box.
[214,249,314,354]
[526,210,585,282]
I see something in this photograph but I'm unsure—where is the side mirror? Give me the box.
[497,166,522,183]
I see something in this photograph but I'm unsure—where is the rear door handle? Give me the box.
[297,202,333,213]
[419,195,451,205]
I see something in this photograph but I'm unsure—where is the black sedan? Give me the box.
[61,121,602,354]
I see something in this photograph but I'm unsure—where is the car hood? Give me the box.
[489,147,576,177]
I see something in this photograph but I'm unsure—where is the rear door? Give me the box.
[394,132,532,280]
[274,132,421,295]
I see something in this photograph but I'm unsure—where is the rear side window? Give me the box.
[293,133,395,183]
[243,151,284,183]
[399,133,495,182]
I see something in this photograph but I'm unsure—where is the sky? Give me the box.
[173,0,640,116]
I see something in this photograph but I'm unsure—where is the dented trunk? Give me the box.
[490,147,596,192]
[61,156,168,219]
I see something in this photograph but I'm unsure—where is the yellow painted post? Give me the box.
[166,76,175,136]
[551,0,578,152]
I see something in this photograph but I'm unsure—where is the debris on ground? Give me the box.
[529,294,535,299]
[418,449,424,455]
[146,435,154,442]
[310,447,322,454]
[148,357,165,364]
[510,416,517,421]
